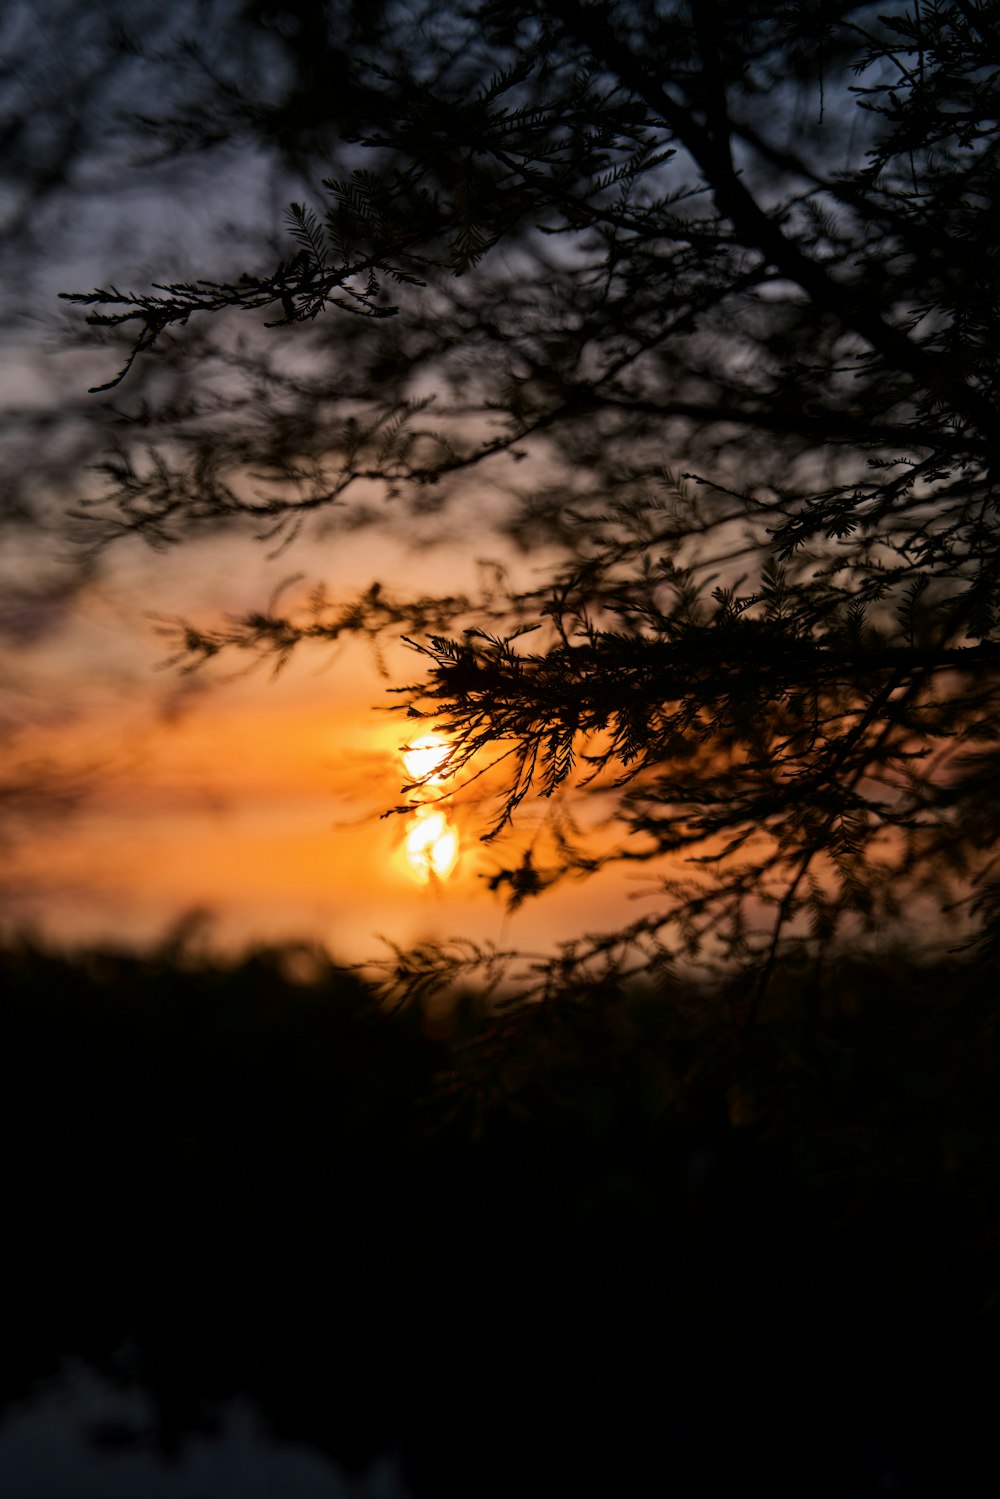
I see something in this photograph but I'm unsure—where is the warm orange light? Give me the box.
[404,807,459,882]
[402,734,450,785]
[400,734,459,881]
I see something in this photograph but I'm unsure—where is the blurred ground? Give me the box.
[1,941,998,1497]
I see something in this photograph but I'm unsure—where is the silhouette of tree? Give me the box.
[60,0,1000,1013]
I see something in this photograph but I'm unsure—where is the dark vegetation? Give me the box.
[2,940,998,1494]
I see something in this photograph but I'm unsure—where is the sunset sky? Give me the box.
[0,13,662,974]
[3,491,651,968]
[0,0,957,978]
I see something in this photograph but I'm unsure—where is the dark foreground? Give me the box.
[1,941,998,1497]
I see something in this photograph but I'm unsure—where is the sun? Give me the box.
[400,734,459,882]
[402,734,451,785]
[404,806,459,882]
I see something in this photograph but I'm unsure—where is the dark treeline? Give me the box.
[2,940,997,1495]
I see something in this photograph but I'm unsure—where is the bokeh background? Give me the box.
[1,0,657,973]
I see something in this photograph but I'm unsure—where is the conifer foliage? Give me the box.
[64,0,1000,1006]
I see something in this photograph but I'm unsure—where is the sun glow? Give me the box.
[401,735,459,882]
[402,734,451,785]
[404,806,459,882]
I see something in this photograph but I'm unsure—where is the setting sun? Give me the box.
[402,735,451,785]
[400,735,459,881]
[404,807,459,882]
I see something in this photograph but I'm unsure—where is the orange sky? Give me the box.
[4,485,960,977]
[2,517,654,971]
